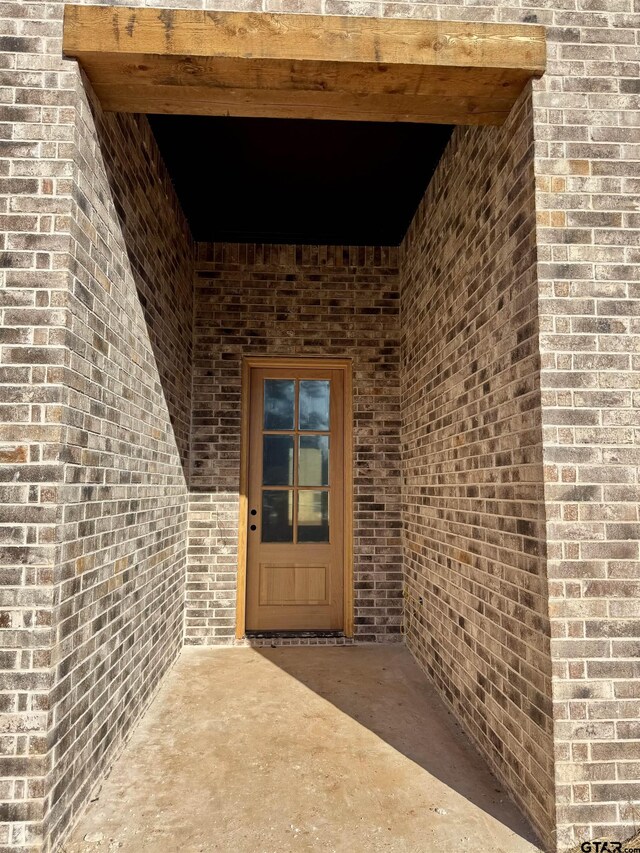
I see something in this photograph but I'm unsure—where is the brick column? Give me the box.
[0,1,74,847]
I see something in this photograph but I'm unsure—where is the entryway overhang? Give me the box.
[62,7,546,126]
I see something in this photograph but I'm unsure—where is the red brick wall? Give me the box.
[400,89,556,848]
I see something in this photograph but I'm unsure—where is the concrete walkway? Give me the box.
[63,646,543,853]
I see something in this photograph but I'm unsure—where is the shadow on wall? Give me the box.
[43,71,195,851]
[83,83,194,478]
[255,646,543,849]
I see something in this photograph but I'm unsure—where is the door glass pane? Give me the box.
[299,435,329,486]
[298,491,329,543]
[264,379,295,430]
[263,435,294,486]
[262,491,293,542]
[299,380,330,431]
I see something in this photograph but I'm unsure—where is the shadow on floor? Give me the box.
[63,645,543,853]
[255,644,542,846]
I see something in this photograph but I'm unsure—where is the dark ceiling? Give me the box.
[149,116,452,247]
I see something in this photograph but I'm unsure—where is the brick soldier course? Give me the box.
[1,1,639,852]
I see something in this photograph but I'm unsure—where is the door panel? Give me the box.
[258,563,328,606]
[246,365,345,631]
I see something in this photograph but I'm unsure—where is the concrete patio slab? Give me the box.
[62,646,543,853]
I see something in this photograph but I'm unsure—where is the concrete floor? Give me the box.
[63,646,543,853]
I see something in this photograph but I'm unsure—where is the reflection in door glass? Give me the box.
[299,380,330,431]
[263,435,294,486]
[262,491,293,542]
[264,379,295,430]
[298,491,329,542]
[299,435,329,486]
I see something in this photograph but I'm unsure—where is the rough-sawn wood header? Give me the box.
[63,6,546,125]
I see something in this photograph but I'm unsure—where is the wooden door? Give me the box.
[245,364,346,632]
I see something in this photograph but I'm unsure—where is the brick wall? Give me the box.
[0,1,74,847]
[187,243,402,645]
[390,2,640,848]
[42,79,194,851]
[531,4,640,849]
[2,0,640,850]
[400,88,555,849]
[0,10,194,844]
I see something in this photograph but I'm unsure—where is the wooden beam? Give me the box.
[63,7,546,126]
[86,82,519,125]
[63,8,546,71]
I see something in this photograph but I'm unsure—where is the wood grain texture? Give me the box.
[239,357,353,636]
[235,358,251,640]
[92,84,516,125]
[245,365,345,632]
[63,7,546,126]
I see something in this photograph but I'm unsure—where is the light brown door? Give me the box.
[246,364,345,632]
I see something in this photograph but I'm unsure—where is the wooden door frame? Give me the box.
[236,356,354,639]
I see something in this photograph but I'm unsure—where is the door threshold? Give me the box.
[245,630,345,639]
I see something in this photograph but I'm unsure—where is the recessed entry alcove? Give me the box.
[49,7,557,853]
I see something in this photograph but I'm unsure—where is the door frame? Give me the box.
[236,355,353,639]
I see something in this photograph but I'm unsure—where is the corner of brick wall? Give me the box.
[1,1,73,847]
[400,87,556,850]
[534,6,640,845]
[0,42,196,847]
